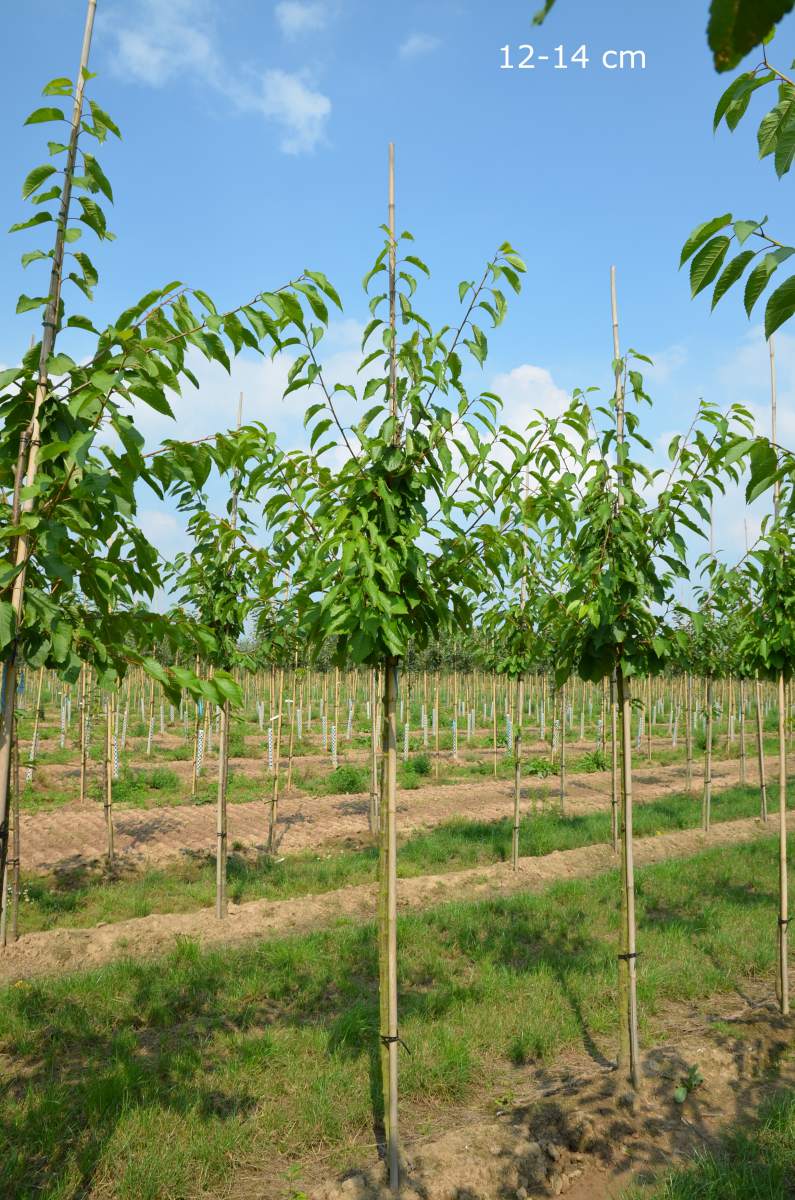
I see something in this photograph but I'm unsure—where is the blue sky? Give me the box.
[2,0,794,568]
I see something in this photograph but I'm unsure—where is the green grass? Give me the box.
[636,1090,795,1198]
[14,781,779,935]
[0,837,790,1199]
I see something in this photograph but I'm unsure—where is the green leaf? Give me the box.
[711,249,755,308]
[305,270,342,310]
[89,100,122,139]
[774,109,795,175]
[48,352,76,375]
[84,154,114,202]
[42,77,73,96]
[673,1085,688,1104]
[714,71,769,130]
[690,236,731,297]
[708,0,795,72]
[0,368,21,390]
[680,214,732,267]
[0,602,15,651]
[734,219,759,243]
[532,0,556,24]
[21,163,56,199]
[16,294,48,314]
[21,249,48,268]
[745,247,795,314]
[9,211,53,233]
[758,89,795,159]
[765,271,795,336]
[24,106,65,125]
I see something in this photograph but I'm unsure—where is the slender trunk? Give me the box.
[104,689,115,868]
[216,699,229,919]
[191,657,201,797]
[369,667,379,836]
[756,674,769,822]
[434,670,441,781]
[512,674,524,870]
[610,671,619,852]
[79,663,89,803]
[25,666,45,786]
[739,678,747,786]
[558,681,567,815]
[616,665,641,1090]
[777,671,789,1014]
[378,657,400,1190]
[685,672,694,790]
[286,657,298,792]
[702,676,713,833]
[268,667,285,852]
[10,732,20,943]
[145,673,156,756]
[492,672,498,778]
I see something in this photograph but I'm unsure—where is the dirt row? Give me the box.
[20,752,770,875]
[0,812,775,983]
[309,983,795,1200]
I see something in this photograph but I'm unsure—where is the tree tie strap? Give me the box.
[779,917,790,929]
[617,951,639,962]
[380,1033,411,1054]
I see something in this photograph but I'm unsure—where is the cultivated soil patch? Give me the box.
[18,753,773,876]
[0,813,774,983]
[310,983,795,1200]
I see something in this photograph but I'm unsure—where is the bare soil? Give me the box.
[19,753,774,877]
[309,982,795,1200]
[0,813,773,983]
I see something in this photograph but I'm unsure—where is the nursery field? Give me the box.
[1,667,794,1199]
[5,3,795,1198]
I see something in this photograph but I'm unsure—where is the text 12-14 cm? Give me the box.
[500,44,646,70]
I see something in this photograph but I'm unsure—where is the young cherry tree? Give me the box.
[0,12,337,887]
[169,473,276,918]
[735,510,795,1013]
[256,169,558,1186]
[534,351,754,1091]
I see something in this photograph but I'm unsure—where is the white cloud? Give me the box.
[275,1,329,37]
[490,363,570,433]
[645,343,687,385]
[399,33,441,59]
[102,0,219,87]
[255,69,331,154]
[101,0,331,154]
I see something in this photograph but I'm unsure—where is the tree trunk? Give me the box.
[378,658,400,1189]
[512,674,524,870]
[777,671,789,1014]
[610,671,619,852]
[104,689,115,868]
[756,674,769,822]
[369,667,379,837]
[268,667,285,853]
[558,681,567,816]
[685,672,694,790]
[739,678,747,786]
[79,664,89,803]
[616,665,641,1090]
[216,699,229,919]
[702,677,713,833]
